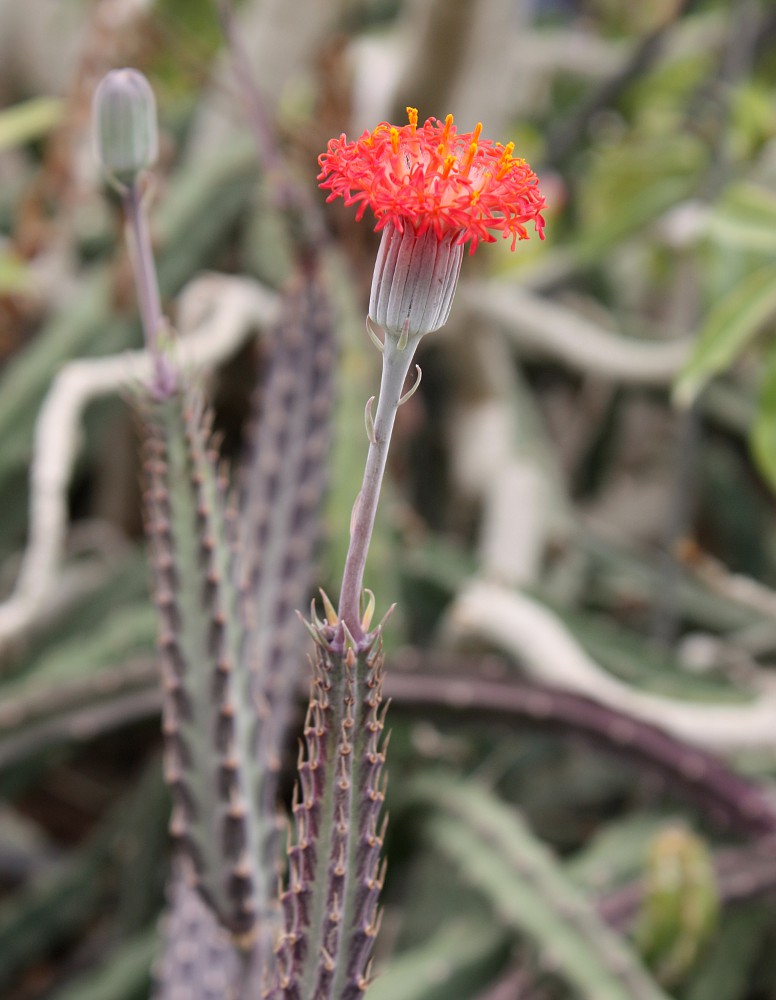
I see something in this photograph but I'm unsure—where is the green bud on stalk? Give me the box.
[93,68,158,189]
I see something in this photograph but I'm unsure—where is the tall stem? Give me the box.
[338,334,420,641]
[123,181,176,397]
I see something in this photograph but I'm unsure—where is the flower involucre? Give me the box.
[318,108,546,254]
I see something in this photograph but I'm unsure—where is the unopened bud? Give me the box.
[369,222,463,340]
[93,68,158,188]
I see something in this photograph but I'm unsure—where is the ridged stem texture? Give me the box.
[143,390,265,940]
[237,265,336,860]
[151,264,336,995]
[275,621,388,999]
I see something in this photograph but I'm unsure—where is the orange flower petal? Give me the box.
[318,111,545,253]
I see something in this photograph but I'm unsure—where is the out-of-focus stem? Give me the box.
[123,183,162,345]
[215,0,281,177]
[338,333,419,641]
[215,0,324,250]
[123,181,176,397]
[650,401,700,648]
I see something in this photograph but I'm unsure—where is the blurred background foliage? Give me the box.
[2,0,776,997]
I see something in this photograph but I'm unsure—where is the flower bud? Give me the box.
[93,68,158,187]
[369,222,464,340]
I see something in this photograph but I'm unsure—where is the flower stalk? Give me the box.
[338,328,421,641]
[277,108,547,996]
[122,181,177,399]
[323,109,546,647]
[93,66,176,400]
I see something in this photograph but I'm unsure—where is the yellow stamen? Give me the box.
[461,142,477,176]
[406,106,418,129]
[390,127,400,155]
[441,113,454,146]
[460,123,483,177]
[497,141,515,177]
[442,154,456,178]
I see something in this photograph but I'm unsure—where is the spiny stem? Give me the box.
[277,623,388,998]
[143,393,265,939]
[338,333,419,640]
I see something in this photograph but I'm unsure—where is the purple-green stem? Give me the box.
[215,0,282,178]
[123,180,177,398]
[337,332,420,642]
[216,0,325,251]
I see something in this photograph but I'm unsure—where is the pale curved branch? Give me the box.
[0,274,279,659]
[442,579,776,753]
[464,282,692,385]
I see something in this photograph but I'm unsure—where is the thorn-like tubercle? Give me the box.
[298,614,321,644]
[320,588,338,627]
[398,365,422,407]
[364,396,377,445]
[365,316,385,353]
[376,603,397,633]
[340,622,359,655]
[361,589,376,631]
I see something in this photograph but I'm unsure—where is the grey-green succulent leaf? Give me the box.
[411,773,672,1000]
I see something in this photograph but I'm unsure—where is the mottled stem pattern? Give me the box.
[238,265,336,837]
[237,265,337,971]
[152,863,242,1000]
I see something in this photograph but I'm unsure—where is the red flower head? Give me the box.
[318,107,546,254]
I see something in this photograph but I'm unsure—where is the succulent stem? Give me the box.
[143,392,263,940]
[277,623,387,999]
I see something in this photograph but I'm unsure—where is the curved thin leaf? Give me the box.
[709,184,776,256]
[412,774,671,1000]
[675,265,776,406]
[751,338,776,492]
[366,920,508,1000]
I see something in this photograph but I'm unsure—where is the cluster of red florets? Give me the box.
[318,109,546,253]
